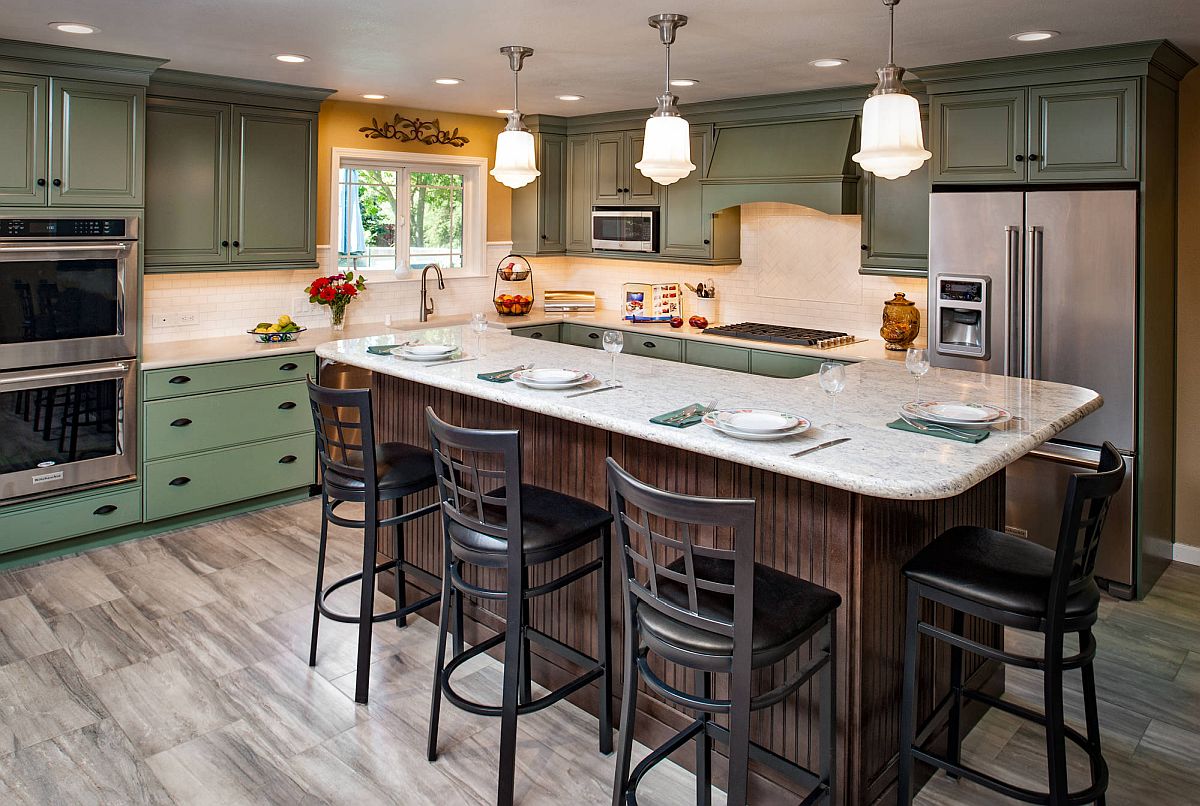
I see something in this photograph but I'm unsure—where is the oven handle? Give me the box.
[0,362,130,392]
[0,242,130,253]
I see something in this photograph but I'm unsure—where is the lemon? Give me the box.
[277,314,292,326]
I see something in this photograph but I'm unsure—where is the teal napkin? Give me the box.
[366,344,402,355]
[650,403,709,428]
[477,367,523,383]
[887,418,989,443]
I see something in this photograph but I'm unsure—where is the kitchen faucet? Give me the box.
[419,263,445,322]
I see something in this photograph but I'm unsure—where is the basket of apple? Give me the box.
[493,293,534,316]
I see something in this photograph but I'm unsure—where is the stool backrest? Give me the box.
[425,407,523,549]
[606,457,755,645]
[306,378,378,488]
[1050,441,1126,617]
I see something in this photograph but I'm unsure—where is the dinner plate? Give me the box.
[511,370,594,390]
[900,401,1012,429]
[398,343,457,357]
[701,412,810,441]
[518,368,587,385]
[392,346,462,362]
[712,408,804,434]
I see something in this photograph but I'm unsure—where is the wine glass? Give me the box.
[469,312,488,357]
[905,347,930,402]
[818,361,847,429]
[602,330,624,383]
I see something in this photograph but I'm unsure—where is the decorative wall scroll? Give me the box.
[359,115,470,147]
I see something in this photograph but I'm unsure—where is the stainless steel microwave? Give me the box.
[592,208,657,253]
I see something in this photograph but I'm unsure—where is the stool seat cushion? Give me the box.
[903,525,1100,622]
[324,441,436,497]
[447,484,612,564]
[637,556,840,668]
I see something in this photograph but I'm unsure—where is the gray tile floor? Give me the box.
[0,496,1196,805]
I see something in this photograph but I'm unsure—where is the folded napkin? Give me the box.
[650,403,709,429]
[887,418,989,443]
[477,367,523,383]
[366,344,402,355]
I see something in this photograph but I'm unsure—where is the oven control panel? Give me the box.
[0,218,132,239]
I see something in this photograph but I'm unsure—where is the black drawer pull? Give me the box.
[279,362,298,371]
[587,332,600,340]
[93,504,118,515]
[168,375,191,385]
[277,401,297,410]
[169,476,191,487]
[643,341,655,348]
[278,454,298,464]
[170,418,192,427]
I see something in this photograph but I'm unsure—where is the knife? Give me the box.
[565,383,622,398]
[426,355,478,367]
[789,437,850,458]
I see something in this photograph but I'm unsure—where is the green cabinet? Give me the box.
[684,341,749,372]
[861,113,930,276]
[509,323,562,342]
[660,126,740,263]
[564,134,593,252]
[511,132,566,255]
[144,352,316,400]
[0,484,141,554]
[750,350,835,379]
[931,89,1027,183]
[0,73,47,206]
[562,322,606,348]
[144,382,311,460]
[623,333,682,362]
[591,130,660,206]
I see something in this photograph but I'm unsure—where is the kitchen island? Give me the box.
[317,330,1100,804]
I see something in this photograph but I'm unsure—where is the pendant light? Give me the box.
[852,0,931,180]
[491,46,541,189]
[635,13,696,186]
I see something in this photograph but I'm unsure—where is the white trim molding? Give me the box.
[1172,541,1200,567]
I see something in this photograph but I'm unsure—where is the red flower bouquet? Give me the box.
[305,271,366,331]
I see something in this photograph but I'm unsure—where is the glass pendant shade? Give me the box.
[852,91,931,180]
[636,114,695,186]
[491,128,540,189]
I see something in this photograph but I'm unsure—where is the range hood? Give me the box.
[700,116,860,215]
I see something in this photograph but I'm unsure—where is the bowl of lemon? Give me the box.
[249,315,306,343]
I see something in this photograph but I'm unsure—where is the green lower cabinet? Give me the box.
[144,433,315,522]
[144,353,316,400]
[562,323,606,348]
[684,341,750,372]
[749,350,839,379]
[0,485,142,554]
[623,333,683,362]
[509,323,562,342]
[144,381,310,460]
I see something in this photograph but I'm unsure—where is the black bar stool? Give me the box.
[606,458,840,806]
[424,407,614,806]
[898,441,1127,805]
[306,379,442,704]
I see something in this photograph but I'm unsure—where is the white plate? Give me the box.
[905,400,999,422]
[713,408,804,434]
[519,368,587,385]
[392,347,462,362]
[512,371,594,390]
[399,343,457,357]
[701,412,810,441]
[900,401,1012,429]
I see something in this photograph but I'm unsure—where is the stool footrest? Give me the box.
[917,621,1096,671]
[317,560,440,624]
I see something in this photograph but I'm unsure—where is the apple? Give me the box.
[670,317,684,329]
[689,315,709,329]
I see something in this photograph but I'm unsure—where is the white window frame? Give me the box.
[330,147,489,280]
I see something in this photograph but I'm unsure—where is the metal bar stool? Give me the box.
[306,379,442,704]
[424,407,614,806]
[898,441,1127,805]
[606,458,840,806]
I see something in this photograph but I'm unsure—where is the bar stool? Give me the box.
[898,441,1127,805]
[306,380,443,704]
[424,407,614,806]
[606,458,841,806]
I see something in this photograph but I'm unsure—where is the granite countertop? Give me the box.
[316,329,1100,501]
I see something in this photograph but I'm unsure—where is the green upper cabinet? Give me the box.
[625,132,660,205]
[51,80,144,207]
[661,125,740,263]
[861,112,930,276]
[564,133,593,252]
[591,130,659,206]
[931,89,1027,184]
[231,107,316,265]
[0,73,47,206]
[144,98,229,266]
[1027,79,1138,183]
[511,131,566,254]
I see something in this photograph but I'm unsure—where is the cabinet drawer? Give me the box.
[144,382,311,460]
[684,341,750,372]
[144,433,315,522]
[0,485,141,554]
[144,353,316,399]
[623,333,683,362]
[562,323,606,348]
[509,324,562,342]
[750,351,832,378]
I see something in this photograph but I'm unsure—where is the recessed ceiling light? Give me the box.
[50,22,98,34]
[496,108,514,115]
[809,58,847,68]
[555,94,584,101]
[361,94,387,100]
[434,78,464,85]
[273,54,309,63]
[1010,30,1059,42]
[669,78,699,88]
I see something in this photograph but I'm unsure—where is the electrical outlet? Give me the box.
[292,296,321,320]
[151,314,171,329]
[177,312,199,326]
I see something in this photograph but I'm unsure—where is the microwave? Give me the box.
[592,208,658,253]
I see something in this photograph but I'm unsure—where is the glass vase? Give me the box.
[328,303,348,332]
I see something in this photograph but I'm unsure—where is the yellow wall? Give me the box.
[1177,69,1200,548]
[316,100,511,244]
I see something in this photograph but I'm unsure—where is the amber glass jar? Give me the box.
[880,292,920,351]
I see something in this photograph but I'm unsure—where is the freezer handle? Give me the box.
[1025,226,1044,379]
[1005,225,1021,377]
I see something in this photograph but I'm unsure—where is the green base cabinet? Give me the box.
[144,353,316,400]
[0,484,141,554]
[562,323,606,348]
[144,382,311,460]
[750,350,844,379]
[623,333,682,362]
[508,323,562,342]
[684,341,750,373]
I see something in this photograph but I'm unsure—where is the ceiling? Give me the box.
[3,0,1199,117]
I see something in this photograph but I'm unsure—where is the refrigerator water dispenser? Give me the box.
[934,275,989,359]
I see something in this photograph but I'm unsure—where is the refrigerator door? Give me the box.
[1024,190,1138,451]
[1005,444,1134,595]
[928,192,1025,375]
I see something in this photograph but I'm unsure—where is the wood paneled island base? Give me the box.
[371,374,1003,805]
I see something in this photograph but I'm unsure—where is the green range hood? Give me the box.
[700,116,860,215]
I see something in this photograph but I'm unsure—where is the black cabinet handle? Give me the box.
[93,504,118,515]
[221,240,229,247]
[232,240,240,248]
[169,418,192,427]
[169,476,191,486]
[861,243,870,250]
[278,454,298,464]
[279,362,298,371]
[530,332,544,339]
[643,341,655,348]
[587,332,600,340]
[168,375,191,385]
[52,178,62,187]
[37,178,46,187]
[703,239,711,245]
[1028,153,1039,161]
[1015,154,1025,162]
[541,234,547,240]
[277,401,297,410]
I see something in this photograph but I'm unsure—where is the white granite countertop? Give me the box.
[316,328,1100,501]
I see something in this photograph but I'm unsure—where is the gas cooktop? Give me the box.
[701,322,857,348]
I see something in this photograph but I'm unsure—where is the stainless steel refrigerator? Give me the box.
[928,189,1139,596]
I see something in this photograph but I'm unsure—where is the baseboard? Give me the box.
[1172,541,1200,567]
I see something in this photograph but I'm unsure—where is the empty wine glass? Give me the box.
[818,361,847,429]
[905,347,930,402]
[602,330,624,383]
[469,312,488,357]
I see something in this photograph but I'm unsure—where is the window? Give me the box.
[331,149,487,277]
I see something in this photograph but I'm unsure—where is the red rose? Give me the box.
[312,277,330,289]
[340,283,357,297]
[319,286,336,302]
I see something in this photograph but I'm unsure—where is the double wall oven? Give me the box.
[0,216,139,502]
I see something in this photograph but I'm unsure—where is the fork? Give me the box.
[665,398,717,424]
[899,412,975,438]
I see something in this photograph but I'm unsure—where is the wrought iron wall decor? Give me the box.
[359,114,470,147]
